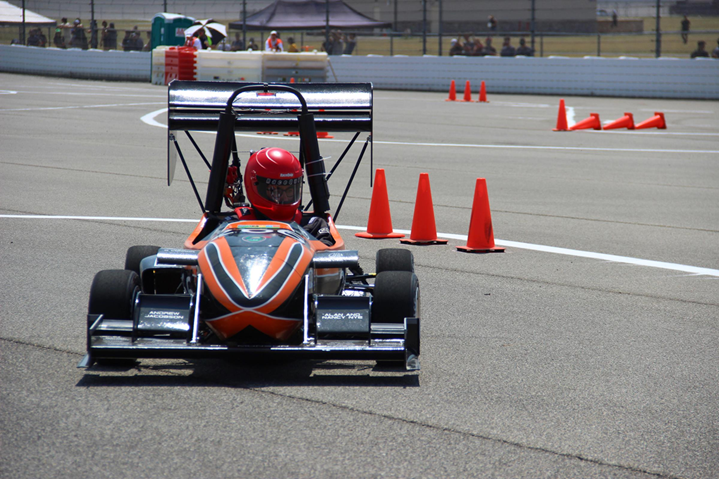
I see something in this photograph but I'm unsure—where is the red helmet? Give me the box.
[244,147,303,222]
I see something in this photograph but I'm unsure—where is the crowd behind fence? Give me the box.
[5,21,719,60]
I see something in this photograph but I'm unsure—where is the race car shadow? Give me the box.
[77,359,420,388]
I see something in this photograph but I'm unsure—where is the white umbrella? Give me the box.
[185,19,227,46]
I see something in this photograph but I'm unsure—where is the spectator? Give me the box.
[483,37,497,56]
[246,37,258,51]
[230,33,244,51]
[27,28,42,47]
[460,33,473,55]
[471,37,484,56]
[487,15,497,31]
[681,15,690,44]
[185,30,202,49]
[199,29,211,49]
[265,30,283,52]
[329,30,343,55]
[100,21,109,49]
[343,33,357,55]
[70,18,88,49]
[105,23,117,50]
[122,31,134,51]
[287,36,299,52]
[712,38,719,58]
[59,17,72,47]
[53,27,66,48]
[142,32,152,51]
[500,36,515,57]
[515,37,534,56]
[90,19,99,49]
[690,40,709,58]
[612,10,618,27]
[448,38,463,56]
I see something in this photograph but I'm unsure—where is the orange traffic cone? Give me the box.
[477,80,489,103]
[257,131,278,135]
[461,80,472,102]
[356,169,405,239]
[603,112,635,130]
[635,112,666,130]
[569,113,602,131]
[445,80,457,101]
[457,178,504,253]
[400,173,448,245]
[553,99,569,131]
[283,131,300,136]
[290,77,295,83]
[316,131,334,139]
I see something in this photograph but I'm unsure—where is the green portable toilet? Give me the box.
[151,13,196,49]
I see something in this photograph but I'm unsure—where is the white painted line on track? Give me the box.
[2,102,164,112]
[2,214,718,277]
[141,108,719,155]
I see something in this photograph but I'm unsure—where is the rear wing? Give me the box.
[166,81,375,221]
[167,81,373,133]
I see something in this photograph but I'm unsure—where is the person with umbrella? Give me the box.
[184,20,227,50]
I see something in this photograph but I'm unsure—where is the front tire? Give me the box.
[376,248,414,273]
[372,271,420,324]
[124,245,161,274]
[88,269,140,322]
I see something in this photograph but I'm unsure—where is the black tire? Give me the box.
[124,245,161,275]
[88,269,140,322]
[372,271,420,324]
[375,248,414,273]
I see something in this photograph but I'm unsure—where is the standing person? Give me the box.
[329,30,343,55]
[681,15,690,44]
[462,33,474,55]
[448,38,463,56]
[265,30,283,52]
[471,37,484,56]
[105,23,117,50]
[690,40,709,58]
[500,36,515,57]
[53,27,66,48]
[515,37,533,56]
[186,30,202,49]
[246,37,258,51]
[100,20,108,50]
[343,33,357,55]
[712,38,719,58]
[488,15,497,32]
[286,37,299,52]
[612,10,618,27]
[59,17,72,47]
[483,37,497,56]
[230,33,244,51]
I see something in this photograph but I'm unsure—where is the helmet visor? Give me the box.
[256,175,302,205]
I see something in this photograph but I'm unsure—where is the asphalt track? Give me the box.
[1,72,717,478]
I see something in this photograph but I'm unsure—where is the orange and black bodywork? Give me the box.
[81,82,420,371]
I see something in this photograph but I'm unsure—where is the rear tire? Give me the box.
[375,248,414,273]
[124,245,161,274]
[88,269,140,322]
[372,271,420,324]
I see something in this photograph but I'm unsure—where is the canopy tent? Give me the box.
[0,1,56,27]
[229,0,391,30]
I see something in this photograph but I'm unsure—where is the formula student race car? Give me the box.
[79,82,420,370]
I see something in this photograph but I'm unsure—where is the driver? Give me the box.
[238,147,334,245]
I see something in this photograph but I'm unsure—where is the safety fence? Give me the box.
[1,44,717,99]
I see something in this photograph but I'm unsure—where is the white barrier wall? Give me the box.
[2,45,717,99]
[0,45,150,81]
[329,54,719,99]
